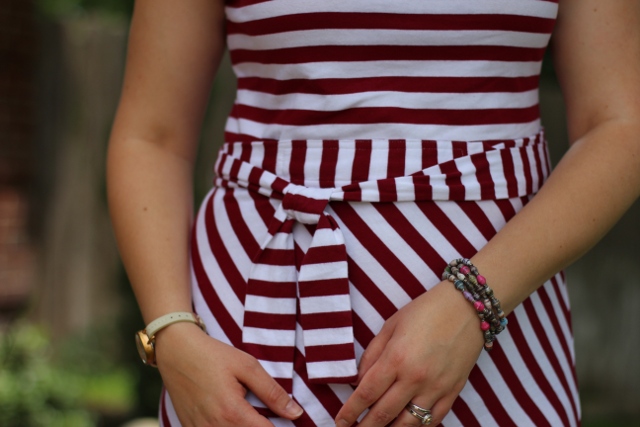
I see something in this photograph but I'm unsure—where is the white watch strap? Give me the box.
[145,312,198,339]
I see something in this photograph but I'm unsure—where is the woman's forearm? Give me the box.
[472,119,640,315]
[107,135,196,324]
[106,0,225,326]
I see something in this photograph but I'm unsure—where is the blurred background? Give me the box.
[0,1,638,426]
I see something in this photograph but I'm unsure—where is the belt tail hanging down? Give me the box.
[241,183,358,391]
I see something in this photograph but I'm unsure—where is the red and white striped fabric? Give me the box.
[224,0,559,142]
[160,136,580,427]
[159,0,582,426]
[213,132,550,390]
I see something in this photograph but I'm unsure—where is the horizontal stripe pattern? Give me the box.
[243,194,359,383]
[237,76,541,95]
[228,30,553,49]
[235,89,540,111]
[226,1,559,23]
[230,45,546,64]
[224,0,558,141]
[225,118,543,142]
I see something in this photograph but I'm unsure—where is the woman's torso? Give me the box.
[223,0,559,143]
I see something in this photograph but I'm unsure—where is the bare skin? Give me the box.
[107,0,640,426]
[108,1,302,425]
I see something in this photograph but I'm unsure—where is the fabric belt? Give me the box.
[214,130,549,391]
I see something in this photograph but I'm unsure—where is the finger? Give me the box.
[225,398,278,427]
[425,394,457,426]
[356,340,387,385]
[335,364,397,426]
[357,324,395,384]
[357,382,417,427]
[177,384,276,427]
[391,396,447,427]
[391,404,432,427]
[238,357,304,420]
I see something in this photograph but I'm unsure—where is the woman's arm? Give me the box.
[335,1,640,426]
[108,0,218,327]
[472,0,640,314]
[107,1,302,425]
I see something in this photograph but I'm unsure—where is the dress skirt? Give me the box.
[159,132,581,426]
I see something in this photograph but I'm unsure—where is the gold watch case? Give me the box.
[135,314,206,368]
[135,330,157,367]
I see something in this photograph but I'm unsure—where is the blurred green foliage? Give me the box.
[0,322,136,427]
[36,0,134,19]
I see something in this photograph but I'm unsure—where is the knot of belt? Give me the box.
[214,133,549,391]
[244,183,357,384]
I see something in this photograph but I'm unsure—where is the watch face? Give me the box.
[135,330,155,366]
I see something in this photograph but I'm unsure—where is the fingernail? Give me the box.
[285,399,304,417]
[336,419,350,427]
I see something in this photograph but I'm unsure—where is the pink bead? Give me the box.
[474,301,485,311]
[477,275,487,286]
[460,266,470,275]
[481,321,490,331]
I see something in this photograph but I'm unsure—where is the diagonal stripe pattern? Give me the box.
[215,130,550,390]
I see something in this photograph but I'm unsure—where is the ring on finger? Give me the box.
[405,402,433,425]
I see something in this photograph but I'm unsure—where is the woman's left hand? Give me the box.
[335,280,485,426]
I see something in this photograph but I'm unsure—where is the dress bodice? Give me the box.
[223,0,559,142]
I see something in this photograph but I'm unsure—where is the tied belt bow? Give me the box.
[244,184,357,385]
[214,133,549,392]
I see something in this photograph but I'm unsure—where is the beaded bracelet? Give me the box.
[442,258,508,351]
[450,259,506,351]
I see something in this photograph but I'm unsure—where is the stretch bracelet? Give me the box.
[445,258,507,350]
[442,258,508,351]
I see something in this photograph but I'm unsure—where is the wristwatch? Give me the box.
[135,311,206,367]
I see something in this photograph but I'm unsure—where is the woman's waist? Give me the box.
[216,129,549,194]
[223,117,543,150]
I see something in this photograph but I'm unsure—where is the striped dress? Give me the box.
[160,0,581,426]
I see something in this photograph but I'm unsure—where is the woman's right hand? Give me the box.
[155,322,304,427]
